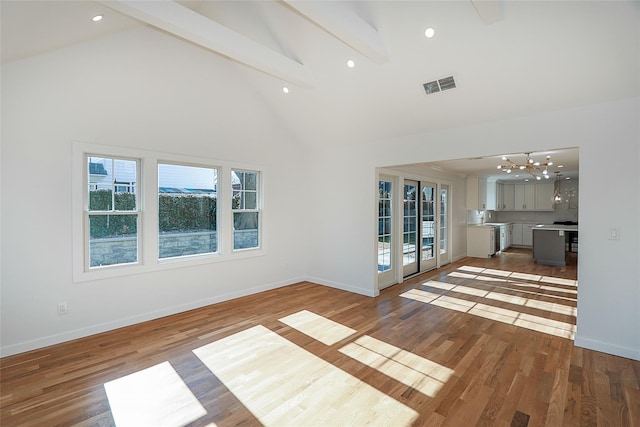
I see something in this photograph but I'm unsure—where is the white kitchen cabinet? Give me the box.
[514,184,535,210]
[512,224,523,245]
[467,226,495,258]
[499,225,507,251]
[535,182,554,210]
[512,223,536,247]
[486,181,497,211]
[522,223,536,246]
[502,184,515,210]
[467,177,487,210]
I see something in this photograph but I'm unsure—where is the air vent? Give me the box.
[423,75,456,95]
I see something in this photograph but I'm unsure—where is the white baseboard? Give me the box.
[303,276,378,297]
[0,277,305,358]
[574,335,640,361]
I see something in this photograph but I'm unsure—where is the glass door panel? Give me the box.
[378,178,395,288]
[403,180,419,277]
[440,184,449,260]
[420,182,437,272]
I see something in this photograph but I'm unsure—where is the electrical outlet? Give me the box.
[57,301,68,315]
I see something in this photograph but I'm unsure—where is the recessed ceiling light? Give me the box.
[92,14,103,22]
[424,27,435,38]
[558,164,564,168]
[282,86,290,94]
[346,59,355,68]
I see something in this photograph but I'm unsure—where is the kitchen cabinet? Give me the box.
[535,182,555,211]
[501,183,554,211]
[467,177,487,210]
[486,181,497,211]
[512,224,523,245]
[511,223,536,247]
[522,223,536,246]
[498,224,513,251]
[502,184,515,210]
[467,225,495,258]
[514,184,535,210]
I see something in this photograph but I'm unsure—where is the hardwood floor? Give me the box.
[1,250,638,426]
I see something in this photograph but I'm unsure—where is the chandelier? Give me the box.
[497,152,553,180]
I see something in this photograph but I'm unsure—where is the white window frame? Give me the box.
[231,169,262,252]
[85,155,141,271]
[72,142,266,283]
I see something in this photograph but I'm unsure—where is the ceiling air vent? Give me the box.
[423,75,456,95]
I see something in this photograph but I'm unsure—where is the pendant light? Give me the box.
[553,172,562,203]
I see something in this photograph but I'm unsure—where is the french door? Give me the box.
[420,182,438,272]
[402,181,419,277]
[378,176,450,286]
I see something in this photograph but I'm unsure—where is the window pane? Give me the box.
[89,187,113,211]
[158,163,218,259]
[232,170,259,211]
[89,214,138,267]
[114,189,137,211]
[244,191,257,210]
[234,212,258,250]
[88,157,137,211]
[244,172,257,190]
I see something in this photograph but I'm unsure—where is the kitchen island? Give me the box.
[532,225,578,266]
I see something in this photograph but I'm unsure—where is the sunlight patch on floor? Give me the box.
[421,281,576,318]
[104,361,207,427]
[279,310,356,346]
[447,271,478,279]
[193,325,419,427]
[339,335,454,398]
[400,288,576,339]
[455,266,578,288]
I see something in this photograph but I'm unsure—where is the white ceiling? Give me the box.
[2,1,639,181]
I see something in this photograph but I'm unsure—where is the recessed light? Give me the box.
[282,86,290,94]
[424,27,435,38]
[92,14,103,22]
[558,164,564,168]
[346,59,355,68]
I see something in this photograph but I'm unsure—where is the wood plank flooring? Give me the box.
[2,249,639,426]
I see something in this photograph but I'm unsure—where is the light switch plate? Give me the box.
[608,228,620,240]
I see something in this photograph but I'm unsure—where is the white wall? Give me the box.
[0,28,311,356]
[2,25,638,361]
[306,98,640,360]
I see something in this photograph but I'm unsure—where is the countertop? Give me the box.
[531,224,578,231]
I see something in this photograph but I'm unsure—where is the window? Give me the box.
[86,156,139,268]
[74,142,265,282]
[158,163,218,259]
[232,170,260,250]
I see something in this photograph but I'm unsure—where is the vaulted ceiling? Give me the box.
[2,1,639,179]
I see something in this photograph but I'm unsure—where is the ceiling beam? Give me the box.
[99,0,313,88]
[470,0,504,25]
[282,1,389,64]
